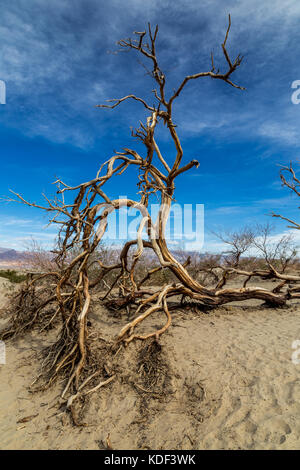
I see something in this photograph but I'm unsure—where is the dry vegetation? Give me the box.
[1,17,300,425]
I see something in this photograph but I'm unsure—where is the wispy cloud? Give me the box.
[213,206,244,215]
[1,0,300,149]
[258,122,300,147]
[2,217,34,226]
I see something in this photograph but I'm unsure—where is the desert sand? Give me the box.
[0,278,300,450]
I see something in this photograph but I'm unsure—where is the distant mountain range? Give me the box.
[0,246,205,270]
[0,247,12,254]
[0,247,27,267]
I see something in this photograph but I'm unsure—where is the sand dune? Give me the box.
[0,281,300,450]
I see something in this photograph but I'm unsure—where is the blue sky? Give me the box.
[1,0,300,252]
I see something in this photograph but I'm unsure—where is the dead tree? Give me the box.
[214,223,299,293]
[273,163,300,230]
[1,17,299,407]
[210,227,255,288]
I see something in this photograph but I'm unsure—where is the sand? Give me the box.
[0,279,300,450]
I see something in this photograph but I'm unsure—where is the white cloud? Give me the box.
[1,0,300,149]
[259,122,300,147]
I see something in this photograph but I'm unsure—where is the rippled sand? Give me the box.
[0,279,300,449]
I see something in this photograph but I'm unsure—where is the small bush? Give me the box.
[0,270,26,284]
